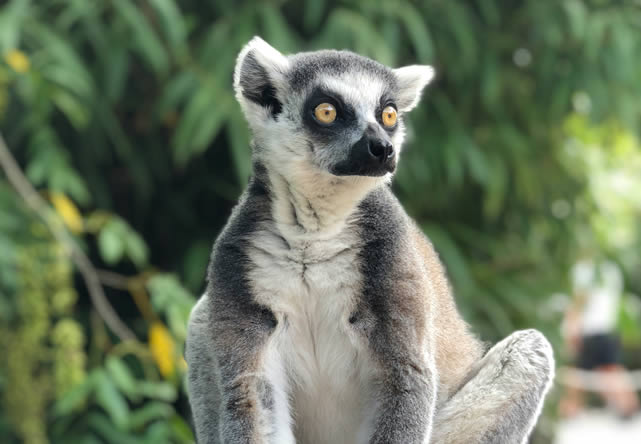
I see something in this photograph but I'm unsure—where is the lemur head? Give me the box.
[234,37,434,185]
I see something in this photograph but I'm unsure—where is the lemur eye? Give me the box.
[382,106,397,127]
[314,103,337,124]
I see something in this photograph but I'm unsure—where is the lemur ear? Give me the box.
[234,36,289,118]
[393,65,435,112]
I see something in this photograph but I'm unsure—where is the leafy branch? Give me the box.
[0,131,136,341]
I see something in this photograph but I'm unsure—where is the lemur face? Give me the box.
[234,37,434,180]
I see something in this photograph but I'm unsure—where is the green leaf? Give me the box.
[50,87,90,128]
[52,372,97,417]
[464,139,490,185]
[172,84,222,166]
[98,220,125,265]
[86,412,140,444]
[29,22,95,99]
[147,274,195,312]
[148,0,187,52]
[169,414,195,443]
[188,93,229,158]
[303,0,326,31]
[26,128,92,204]
[103,46,130,102]
[125,229,149,269]
[0,0,30,52]
[141,421,171,443]
[480,55,500,111]
[111,0,169,75]
[155,71,197,119]
[477,0,500,26]
[260,5,298,53]
[563,0,587,41]
[134,380,177,402]
[167,304,189,341]
[126,401,174,430]
[105,356,139,401]
[93,370,130,429]
[395,4,434,63]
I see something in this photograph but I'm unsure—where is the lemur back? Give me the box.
[186,37,554,444]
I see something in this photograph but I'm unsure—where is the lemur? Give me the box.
[186,37,554,444]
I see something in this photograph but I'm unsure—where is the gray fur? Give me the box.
[186,37,554,443]
[432,330,554,444]
[286,49,398,92]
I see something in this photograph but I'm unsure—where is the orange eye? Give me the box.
[314,103,337,124]
[382,106,397,127]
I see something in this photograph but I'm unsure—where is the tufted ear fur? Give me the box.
[393,65,435,112]
[234,37,290,120]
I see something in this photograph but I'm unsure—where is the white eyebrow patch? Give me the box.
[320,74,389,122]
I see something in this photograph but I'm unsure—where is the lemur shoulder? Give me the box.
[186,37,554,444]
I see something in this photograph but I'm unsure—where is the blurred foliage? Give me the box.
[0,204,84,444]
[0,0,640,443]
[561,113,641,348]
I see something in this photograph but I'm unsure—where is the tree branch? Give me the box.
[97,269,131,290]
[0,131,136,341]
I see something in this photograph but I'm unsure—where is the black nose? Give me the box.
[330,133,397,177]
[368,139,394,162]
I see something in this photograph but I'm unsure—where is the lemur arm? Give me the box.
[186,294,278,444]
[365,318,437,443]
[369,354,436,443]
[355,192,437,443]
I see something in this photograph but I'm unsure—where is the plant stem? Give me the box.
[0,131,136,341]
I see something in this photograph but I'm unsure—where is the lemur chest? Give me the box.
[248,229,374,443]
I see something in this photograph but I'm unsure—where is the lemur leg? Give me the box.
[186,296,294,444]
[432,329,554,444]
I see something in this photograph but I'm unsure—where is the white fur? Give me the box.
[248,203,377,443]
[262,343,296,443]
[393,65,435,112]
[234,37,290,131]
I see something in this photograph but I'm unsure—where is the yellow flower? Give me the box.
[4,49,30,73]
[50,192,84,234]
[149,322,175,378]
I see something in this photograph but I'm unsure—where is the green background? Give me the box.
[1,1,641,442]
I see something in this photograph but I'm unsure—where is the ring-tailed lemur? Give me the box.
[186,37,554,444]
